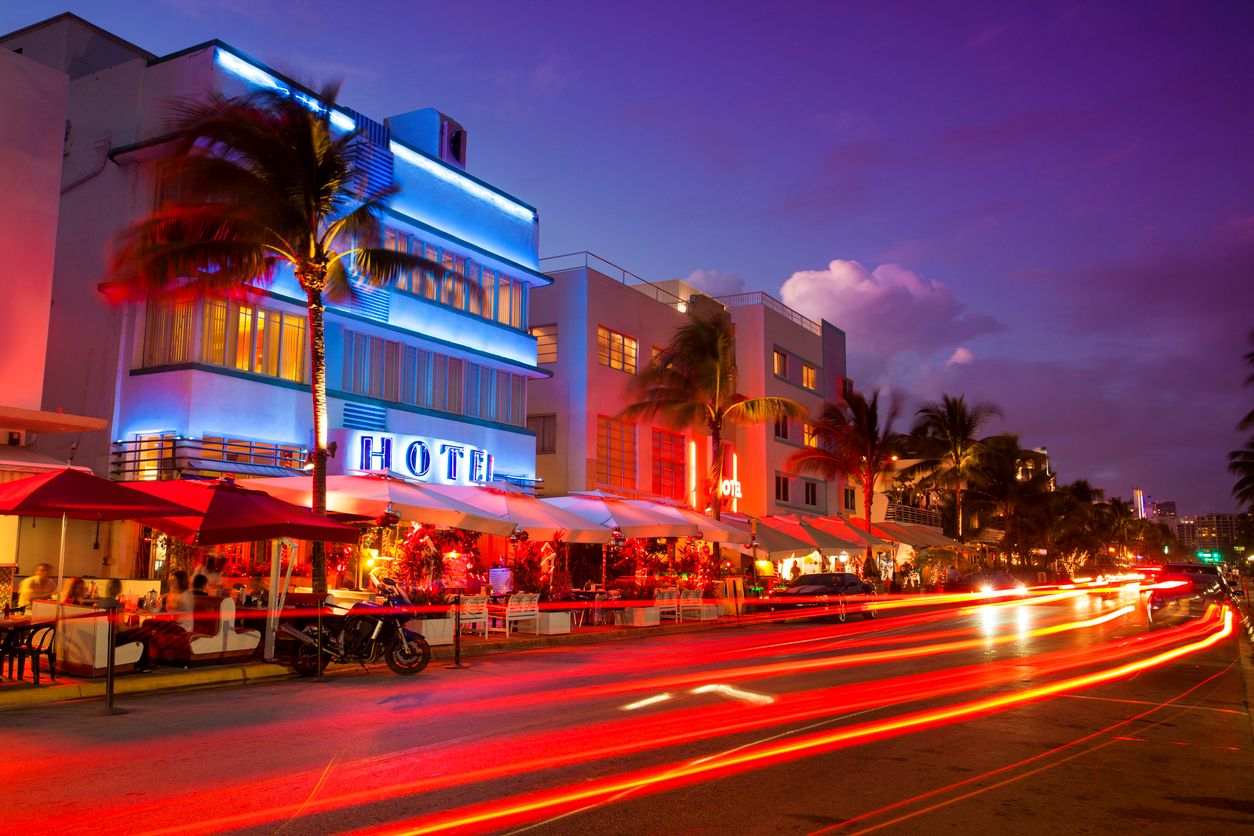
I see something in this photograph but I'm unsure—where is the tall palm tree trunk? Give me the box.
[305,285,330,594]
[708,420,723,521]
[862,476,874,564]
[955,483,964,541]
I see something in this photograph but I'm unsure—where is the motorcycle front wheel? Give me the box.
[385,635,431,675]
[292,626,330,677]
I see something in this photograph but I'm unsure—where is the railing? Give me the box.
[110,436,307,481]
[540,251,687,310]
[714,291,821,335]
[885,502,943,529]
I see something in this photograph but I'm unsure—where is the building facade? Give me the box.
[529,252,852,518]
[1,14,544,502]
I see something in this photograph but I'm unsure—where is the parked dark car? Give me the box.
[765,572,877,621]
[945,572,1027,596]
[1145,570,1233,627]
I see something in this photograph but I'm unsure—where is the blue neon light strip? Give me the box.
[215,49,356,132]
[390,141,536,224]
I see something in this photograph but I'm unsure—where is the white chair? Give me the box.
[459,595,488,637]
[488,593,540,636]
[678,589,705,621]
[654,588,679,621]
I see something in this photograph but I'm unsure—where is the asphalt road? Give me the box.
[2,587,1251,835]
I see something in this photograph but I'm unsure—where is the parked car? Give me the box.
[1145,570,1232,627]
[946,572,1028,596]
[764,572,877,622]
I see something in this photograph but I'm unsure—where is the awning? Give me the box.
[0,446,93,475]
[872,520,939,549]
[424,484,610,543]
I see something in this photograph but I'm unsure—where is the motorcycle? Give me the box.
[280,575,431,676]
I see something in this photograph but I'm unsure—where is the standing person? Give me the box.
[17,563,56,612]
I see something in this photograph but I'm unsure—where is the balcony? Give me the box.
[714,291,820,335]
[111,436,307,481]
[885,502,942,529]
[541,251,686,311]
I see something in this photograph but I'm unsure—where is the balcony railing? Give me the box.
[714,291,821,335]
[885,502,942,529]
[540,251,687,310]
[110,436,307,481]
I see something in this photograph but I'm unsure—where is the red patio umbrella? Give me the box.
[125,478,361,546]
[0,467,201,630]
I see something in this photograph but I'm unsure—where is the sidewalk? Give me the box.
[0,613,744,711]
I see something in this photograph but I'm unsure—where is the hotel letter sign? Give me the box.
[350,432,494,485]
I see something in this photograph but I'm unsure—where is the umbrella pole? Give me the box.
[264,539,280,661]
[54,511,67,661]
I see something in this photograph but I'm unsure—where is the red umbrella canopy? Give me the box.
[0,467,199,520]
[125,478,360,546]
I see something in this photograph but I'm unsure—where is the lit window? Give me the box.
[773,350,787,377]
[651,429,685,501]
[531,324,558,363]
[775,474,790,503]
[527,414,557,454]
[140,298,194,367]
[774,416,790,440]
[802,364,816,391]
[597,415,636,489]
[803,423,817,448]
[597,326,638,374]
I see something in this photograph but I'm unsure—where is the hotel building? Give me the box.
[528,252,854,519]
[1,14,545,573]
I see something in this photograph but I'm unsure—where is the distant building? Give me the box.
[1151,500,1178,538]
[529,252,852,518]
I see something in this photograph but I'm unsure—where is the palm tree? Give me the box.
[907,394,1001,541]
[110,84,469,592]
[786,389,907,559]
[623,307,805,519]
[965,435,1052,562]
[1230,330,1254,510]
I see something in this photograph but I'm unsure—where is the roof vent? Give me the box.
[385,108,468,170]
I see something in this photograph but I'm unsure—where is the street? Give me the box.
[2,589,1251,835]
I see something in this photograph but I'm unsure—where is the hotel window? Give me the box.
[651,346,664,364]
[527,414,557,454]
[597,326,638,374]
[774,415,790,440]
[651,428,685,501]
[195,298,306,383]
[201,435,302,468]
[774,473,790,503]
[803,423,818,448]
[133,432,176,481]
[773,349,787,377]
[140,298,194,367]
[596,415,636,489]
[804,481,819,507]
[531,324,558,363]
[843,487,857,511]
[802,363,817,391]
[340,328,527,427]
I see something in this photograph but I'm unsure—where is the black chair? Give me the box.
[10,625,57,685]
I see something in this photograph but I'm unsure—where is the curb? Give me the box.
[0,616,742,711]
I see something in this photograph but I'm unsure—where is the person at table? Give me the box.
[59,576,87,605]
[97,578,123,610]
[17,562,56,612]
[161,570,193,631]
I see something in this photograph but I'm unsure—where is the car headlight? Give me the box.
[1014,585,1027,595]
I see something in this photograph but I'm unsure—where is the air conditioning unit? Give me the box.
[4,430,26,447]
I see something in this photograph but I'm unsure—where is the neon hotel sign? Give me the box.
[344,431,494,485]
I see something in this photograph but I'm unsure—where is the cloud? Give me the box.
[778,259,1003,381]
[682,268,745,296]
[947,347,975,366]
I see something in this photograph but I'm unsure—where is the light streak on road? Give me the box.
[364,607,1234,836]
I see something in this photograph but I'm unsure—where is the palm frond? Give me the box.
[723,396,808,425]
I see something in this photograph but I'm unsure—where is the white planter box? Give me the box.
[699,604,721,621]
[537,611,571,635]
[618,606,660,627]
[408,616,454,646]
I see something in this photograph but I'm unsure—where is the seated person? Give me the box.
[17,563,56,612]
[192,574,210,597]
[59,576,87,606]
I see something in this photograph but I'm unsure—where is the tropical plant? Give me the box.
[906,394,1001,541]
[623,307,806,518]
[786,389,907,558]
[109,84,474,592]
[964,434,1053,561]
[1229,330,1254,509]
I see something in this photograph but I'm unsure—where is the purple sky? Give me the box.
[9,1,1253,514]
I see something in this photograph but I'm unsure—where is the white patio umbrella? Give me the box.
[620,498,751,544]
[245,474,517,536]
[542,492,701,538]
[423,485,611,543]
